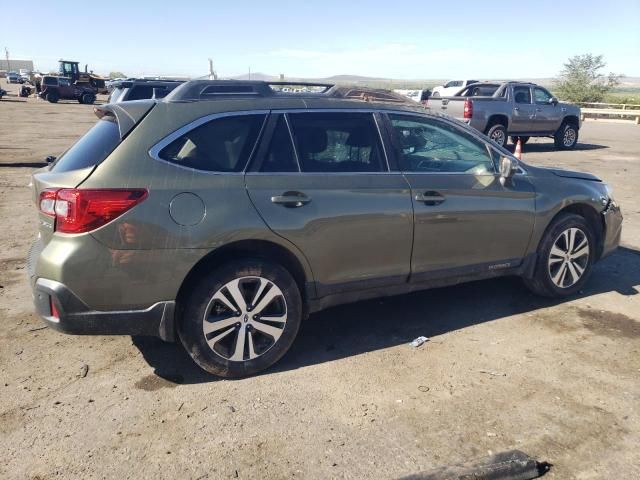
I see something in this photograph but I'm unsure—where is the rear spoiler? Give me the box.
[94,100,155,139]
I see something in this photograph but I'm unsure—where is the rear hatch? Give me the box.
[31,100,155,245]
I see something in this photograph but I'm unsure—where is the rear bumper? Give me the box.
[601,201,623,259]
[33,278,176,341]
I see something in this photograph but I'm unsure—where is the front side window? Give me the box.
[43,77,57,86]
[389,114,494,174]
[158,114,266,172]
[534,87,553,104]
[288,112,385,173]
[513,86,532,104]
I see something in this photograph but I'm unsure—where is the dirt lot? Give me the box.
[1,84,639,479]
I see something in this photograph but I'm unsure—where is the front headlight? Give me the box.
[603,184,618,208]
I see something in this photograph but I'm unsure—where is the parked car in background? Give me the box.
[40,76,96,104]
[431,79,479,97]
[426,81,582,149]
[28,80,621,378]
[7,71,20,84]
[107,78,184,103]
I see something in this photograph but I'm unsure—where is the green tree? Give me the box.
[554,54,622,103]
[108,71,126,79]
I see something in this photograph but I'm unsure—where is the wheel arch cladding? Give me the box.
[176,239,311,319]
[486,114,508,130]
[564,115,580,128]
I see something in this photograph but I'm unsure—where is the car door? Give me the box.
[245,111,414,298]
[533,86,563,133]
[385,113,535,281]
[58,78,73,98]
[510,85,536,133]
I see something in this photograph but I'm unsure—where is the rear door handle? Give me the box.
[271,191,311,208]
[415,191,445,206]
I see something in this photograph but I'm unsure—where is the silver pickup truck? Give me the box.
[425,81,581,149]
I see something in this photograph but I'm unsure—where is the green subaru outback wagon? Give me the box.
[28,81,622,377]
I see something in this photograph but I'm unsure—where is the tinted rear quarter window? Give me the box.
[127,85,154,101]
[51,118,121,173]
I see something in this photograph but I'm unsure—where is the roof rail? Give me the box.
[164,79,414,105]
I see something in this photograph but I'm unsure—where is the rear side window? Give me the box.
[158,114,266,172]
[52,118,121,173]
[514,86,532,104]
[43,77,57,86]
[287,112,385,173]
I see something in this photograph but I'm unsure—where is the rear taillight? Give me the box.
[38,188,147,234]
[50,297,60,319]
[39,190,58,216]
[463,98,473,119]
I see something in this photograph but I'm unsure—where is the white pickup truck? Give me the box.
[431,79,478,97]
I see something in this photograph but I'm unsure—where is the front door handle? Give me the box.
[271,191,311,208]
[415,191,445,206]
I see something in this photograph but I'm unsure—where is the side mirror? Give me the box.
[550,96,558,105]
[45,155,56,164]
[499,156,515,179]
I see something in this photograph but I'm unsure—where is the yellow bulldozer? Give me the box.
[58,60,108,94]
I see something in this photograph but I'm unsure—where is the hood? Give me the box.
[544,167,601,182]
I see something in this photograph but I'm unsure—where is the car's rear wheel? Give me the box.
[554,121,579,149]
[178,259,302,378]
[524,213,595,297]
[486,123,507,147]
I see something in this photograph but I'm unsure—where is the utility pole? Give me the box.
[4,47,10,72]
[248,67,251,80]
[208,58,218,80]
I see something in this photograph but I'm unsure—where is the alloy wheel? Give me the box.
[202,276,287,362]
[547,227,590,288]
[490,129,506,146]
[563,126,576,147]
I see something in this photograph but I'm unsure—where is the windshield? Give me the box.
[51,118,121,172]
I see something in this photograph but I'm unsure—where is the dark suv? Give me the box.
[40,76,96,104]
[107,78,184,103]
[28,81,622,378]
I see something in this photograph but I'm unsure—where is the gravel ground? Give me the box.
[1,84,639,479]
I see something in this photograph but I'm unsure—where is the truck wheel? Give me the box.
[81,93,95,105]
[554,121,578,150]
[178,259,302,378]
[486,123,507,147]
[524,213,594,298]
[510,136,530,145]
[47,91,59,103]
[431,92,440,97]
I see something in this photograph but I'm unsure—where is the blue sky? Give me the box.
[3,0,639,79]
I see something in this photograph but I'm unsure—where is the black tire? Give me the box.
[554,121,579,150]
[486,123,507,147]
[510,136,530,145]
[431,91,440,97]
[81,93,95,105]
[47,91,59,103]
[524,213,595,298]
[178,259,302,378]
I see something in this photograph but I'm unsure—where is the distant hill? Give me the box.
[229,73,640,90]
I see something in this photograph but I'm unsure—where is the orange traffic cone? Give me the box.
[514,138,522,160]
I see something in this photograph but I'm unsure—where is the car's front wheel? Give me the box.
[46,91,59,103]
[524,213,595,297]
[178,259,302,378]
